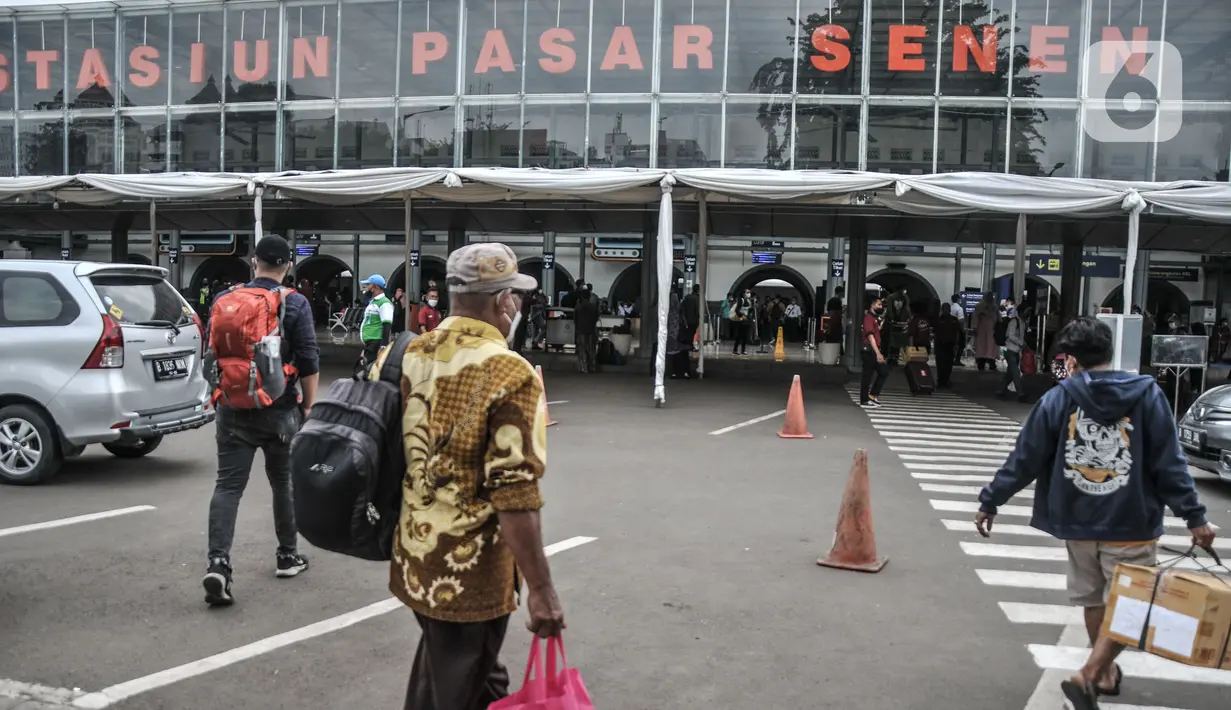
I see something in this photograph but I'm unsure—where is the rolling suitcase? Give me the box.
[904,361,935,395]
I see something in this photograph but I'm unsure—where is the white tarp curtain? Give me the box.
[654,177,675,406]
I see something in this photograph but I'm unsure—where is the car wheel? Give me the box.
[0,404,62,486]
[102,436,163,458]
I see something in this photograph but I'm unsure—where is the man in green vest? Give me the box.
[359,274,394,367]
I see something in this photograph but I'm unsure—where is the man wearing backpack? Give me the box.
[203,235,319,607]
[370,243,564,710]
[359,273,395,366]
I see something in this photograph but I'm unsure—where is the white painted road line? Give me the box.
[999,602,1084,626]
[1023,624,1089,710]
[938,519,1223,548]
[0,679,82,705]
[708,409,786,436]
[963,542,1209,569]
[876,430,1020,444]
[1029,644,1231,685]
[70,536,598,709]
[913,473,997,483]
[899,453,1008,463]
[975,569,1067,590]
[545,400,569,405]
[1101,704,1199,710]
[931,499,1036,517]
[886,440,1016,452]
[910,463,1001,472]
[0,506,157,539]
[921,483,1029,499]
[869,416,1021,429]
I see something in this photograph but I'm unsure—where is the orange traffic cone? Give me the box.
[817,450,888,573]
[773,326,786,362]
[536,365,558,427]
[778,374,813,439]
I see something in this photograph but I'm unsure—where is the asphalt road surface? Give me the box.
[2,367,1229,710]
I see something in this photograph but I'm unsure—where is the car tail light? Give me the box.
[83,314,125,369]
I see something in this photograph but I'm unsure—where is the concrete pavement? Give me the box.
[2,367,1228,709]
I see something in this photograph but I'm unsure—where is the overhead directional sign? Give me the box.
[1029,254,1063,276]
[683,255,697,273]
[1029,254,1125,278]
[830,259,845,279]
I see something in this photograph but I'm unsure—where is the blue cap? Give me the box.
[361,274,386,288]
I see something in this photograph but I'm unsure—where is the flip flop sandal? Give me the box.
[1060,679,1101,710]
[1096,664,1123,697]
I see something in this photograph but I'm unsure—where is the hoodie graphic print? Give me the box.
[1064,410,1133,496]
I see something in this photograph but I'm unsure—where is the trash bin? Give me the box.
[545,307,575,352]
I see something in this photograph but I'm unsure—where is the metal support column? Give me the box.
[352,234,361,305]
[826,237,847,302]
[1132,249,1150,312]
[169,230,183,289]
[149,202,158,266]
[542,231,557,305]
[110,213,132,263]
[409,230,423,302]
[578,237,587,284]
[640,215,658,356]
[288,229,298,280]
[697,194,709,378]
[59,230,72,261]
[1013,215,1027,305]
[1215,260,1227,325]
[1059,227,1084,322]
[447,229,467,255]
[981,243,996,293]
[843,233,868,371]
[953,247,962,296]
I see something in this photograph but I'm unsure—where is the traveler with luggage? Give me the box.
[998,300,1028,402]
[972,292,1000,372]
[934,307,962,388]
[203,236,319,606]
[859,297,890,408]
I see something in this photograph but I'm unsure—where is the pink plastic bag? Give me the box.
[489,636,594,710]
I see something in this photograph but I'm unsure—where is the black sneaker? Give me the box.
[276,553,310,578]
[203,558,234,607]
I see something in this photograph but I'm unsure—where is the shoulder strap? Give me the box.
[379,331,418,385]
[275,287,291,337]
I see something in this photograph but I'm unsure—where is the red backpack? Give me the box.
[208,286,297,409]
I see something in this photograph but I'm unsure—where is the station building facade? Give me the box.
[0,0,1227,316]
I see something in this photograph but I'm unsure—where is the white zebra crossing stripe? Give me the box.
[1029,644,1231,685]
[877,430,1020,444]
[911,463,1001,472]
[930,500,1206,530]
[999,602,1084,626]
[1101,704,1200,710]
[899,453,1008,463]
[914,473,997,483]
[938,519,1224,548]
[869,416,1021,429]
[920,483,1028,499]
[976,569,1067,589]
[964,542,1209,569]
[887,441,1016,452]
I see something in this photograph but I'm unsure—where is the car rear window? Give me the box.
[91,275,191,326]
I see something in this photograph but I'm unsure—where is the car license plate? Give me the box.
[1180,426,1205,449]
[153,357,188,381]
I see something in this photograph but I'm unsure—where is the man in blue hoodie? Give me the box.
[974,317,1215,710]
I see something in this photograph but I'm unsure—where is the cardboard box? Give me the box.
[1102,563,1231,669]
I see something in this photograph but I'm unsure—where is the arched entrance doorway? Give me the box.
[1101,279,1192,322]
[389,256,449,306]
[867,268,938,317]
[125,253,151,265]
[189,256,251,295]
[994,273,1061,316]
[295,255,353,322]
[518,258,576,302]
[608,262,685,309]
[729,264,817,318]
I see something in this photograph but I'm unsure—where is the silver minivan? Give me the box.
[0,261,215,485]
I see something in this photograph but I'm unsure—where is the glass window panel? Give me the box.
[1155,106,1230,182]
[658,102,720,168]
[18,20,66,110]
[1011,0,1083,98]
[659,0,725,94]
[939,1,1012,97]
[0,120,13,175]
[68,116,115,173]
[726,0,795,94]
[588,103,651,167]
[121,13,171,107]
[866,105,936,174]
[1008,106,1076,177]
[524,0,588,94]
[869,1,939,96]
[797,1,864,96]
[226,5,280,102]
[1086,0,1165,110]
[591,0,654,93]
[0,22,15,111]
[725,102,790,169]
[20,117,64,175]
[465,0,525,96]
[937,106,1007,172]
[339,1,398,98]
[171,10,224,105]
[121,114,168,173]
[284,108,334,170]
[68,17,116,109]
[400,104,455,166]
[462,103,520,166]
[223,110,277,170]
[171,111,221,171]
[284,2,337,101]
[338,107,395,168]
[1162,0,1231,102]
[794,104,860,169]
[401,0,461,98]
[1084,107,1153,180]
[522,103,585,168]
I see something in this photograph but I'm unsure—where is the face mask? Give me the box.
[873,306,884,315]
[499,290,522,345]
[427,299,438,308]
[744,293,751,298]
